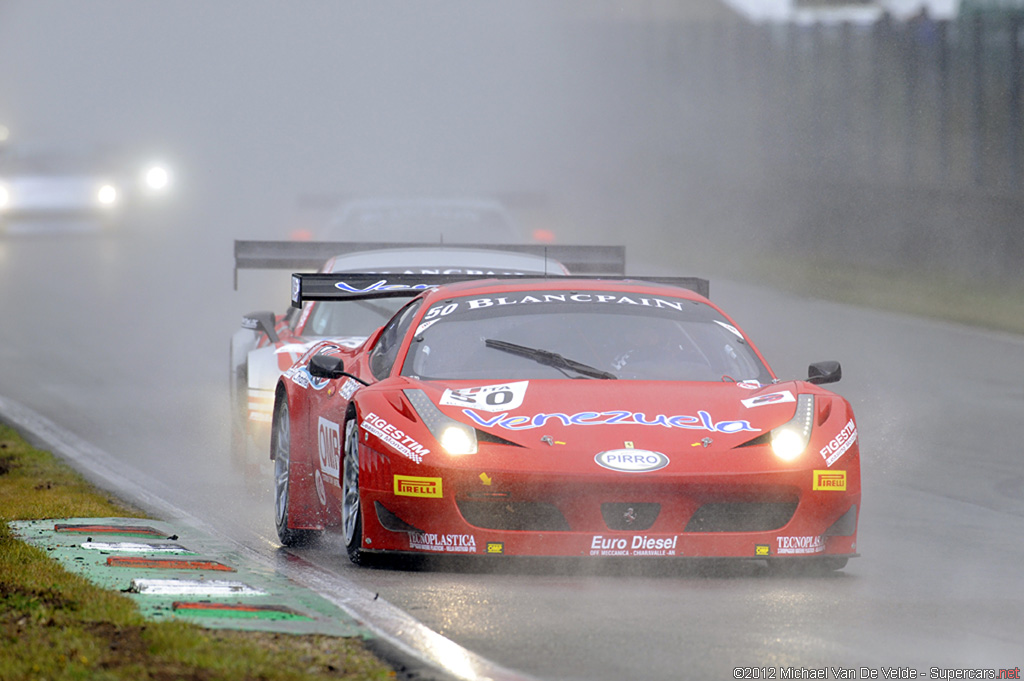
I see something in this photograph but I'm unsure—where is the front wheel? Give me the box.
[273,395,321,546]
[342,418,367,565]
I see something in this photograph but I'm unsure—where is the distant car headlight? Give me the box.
[405,388,478,455]
[770,394,814,461]
[97,184,118,206]
[0,185,9,210]
[143,164,170,191]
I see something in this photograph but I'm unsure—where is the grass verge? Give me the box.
[748,257,1024,336]
[661,241,1024,337]
[0,424,395,681]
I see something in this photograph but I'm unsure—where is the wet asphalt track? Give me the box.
[1,230,1022,680]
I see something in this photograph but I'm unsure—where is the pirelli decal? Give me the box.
[813,469,847,491]
[394,475,443,499]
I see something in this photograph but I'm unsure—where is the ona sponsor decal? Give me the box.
[820,419,857,467]
[755,544,771,557]
[486,542,504,555]
[440,381,529,413]
[777,535,825,555]
[589,535,680,557]
[813,469,847,491]
[741,390,795,408]
[463,408,759,434]
[595,449,669,473]
[361,413,430,463]
[737,380,762,390]
[317,418,341,479]
[394,475,443,499]
[463,292,691,312]
[408,532,477,553]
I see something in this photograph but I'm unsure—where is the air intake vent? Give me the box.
[457,499,569,531]
[684,502,797,532]
[600,502,660,531]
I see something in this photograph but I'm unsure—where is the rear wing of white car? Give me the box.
[289,272,711,307]
[233,240,626,289]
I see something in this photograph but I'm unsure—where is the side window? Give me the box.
[368,298,424,380]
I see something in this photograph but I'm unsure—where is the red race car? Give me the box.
[272,273,860,573]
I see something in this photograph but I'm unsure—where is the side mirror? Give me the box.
[807,361,842,385]
[241,311,279,344]
[309,354,347,380]
[309,354,371,386]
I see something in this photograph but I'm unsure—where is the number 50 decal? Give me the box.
[440,381,529,413]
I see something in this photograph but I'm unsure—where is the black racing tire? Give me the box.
[342,418,368,565]
[272,394,321,547]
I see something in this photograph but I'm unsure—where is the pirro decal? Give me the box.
[462,408,759,434]
[595,449,669,473]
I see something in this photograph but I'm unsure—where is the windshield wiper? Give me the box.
[484,338,617,380]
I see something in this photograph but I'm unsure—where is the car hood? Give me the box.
[414,378,808,454]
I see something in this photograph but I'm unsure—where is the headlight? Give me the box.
[0,185,9,210]
[97,184,118,206]
[405,388,477,455]
[143,164,170,191]
[438,424,476,455]
[770,394,814,461]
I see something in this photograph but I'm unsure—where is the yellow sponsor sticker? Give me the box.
[813,469,847,491]
[755,544,770,556]
[486,542,504,554]
[394,475,443,498]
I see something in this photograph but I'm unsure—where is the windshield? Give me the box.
[298,298,408,338]
[400,290,772,382]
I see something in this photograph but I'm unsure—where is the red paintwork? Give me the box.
[275,279,861,561]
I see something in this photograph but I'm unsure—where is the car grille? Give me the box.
[683,502,798,532]
[456,499,570,531]
[600,502,660,531]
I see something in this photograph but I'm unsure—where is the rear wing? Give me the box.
[290,273,710,308]
[233,240,626,289]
